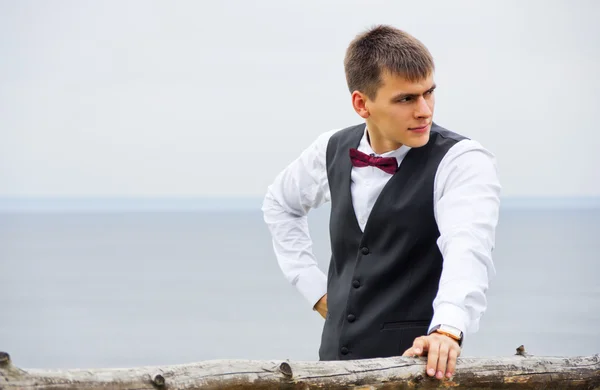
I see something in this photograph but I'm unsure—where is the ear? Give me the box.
[351,91,370,119]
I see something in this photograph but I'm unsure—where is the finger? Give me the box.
[446,347,459,378]
[426,340,440,377]
[403,346,423,357]
[436,343,449,379]
[412,336,429,355]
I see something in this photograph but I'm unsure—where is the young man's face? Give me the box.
[360,71,436,151]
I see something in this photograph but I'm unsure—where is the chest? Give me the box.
[350,166,396,230]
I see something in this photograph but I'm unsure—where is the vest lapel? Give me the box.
[336,124,367,236]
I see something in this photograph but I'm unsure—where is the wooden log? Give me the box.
[1,350,599,389]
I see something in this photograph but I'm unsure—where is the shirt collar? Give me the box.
[357,126,411,167]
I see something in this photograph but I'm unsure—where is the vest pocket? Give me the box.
[381,320,430,331]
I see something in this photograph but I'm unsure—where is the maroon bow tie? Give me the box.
[349,148,398,174]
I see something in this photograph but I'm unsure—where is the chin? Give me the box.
[405,132,430,148]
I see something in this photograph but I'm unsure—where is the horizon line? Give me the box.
[0,196,599,213]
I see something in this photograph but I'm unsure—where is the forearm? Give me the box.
[262,191,327,307]
[432,226,496,334]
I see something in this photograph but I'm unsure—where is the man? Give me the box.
[262,25,500,380]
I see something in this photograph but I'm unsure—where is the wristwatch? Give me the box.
[429,324,463,346]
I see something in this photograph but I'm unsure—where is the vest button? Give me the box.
[347,314,356,322]
[352,280,360,288]
[341,347,349,355]
[360,247,370,255]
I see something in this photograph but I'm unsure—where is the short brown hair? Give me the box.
[344,25,434,99]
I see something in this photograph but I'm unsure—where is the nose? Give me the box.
[414,96,432,118]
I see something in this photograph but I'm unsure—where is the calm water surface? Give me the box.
[0,207,598,369]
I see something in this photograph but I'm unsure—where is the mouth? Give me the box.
[408,123,430,133]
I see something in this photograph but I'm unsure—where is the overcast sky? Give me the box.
[1,0,599,199]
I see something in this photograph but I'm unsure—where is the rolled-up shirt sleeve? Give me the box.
[430,139,502,338]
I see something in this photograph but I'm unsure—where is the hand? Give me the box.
[402,333,461,380]
[314,294,327,319]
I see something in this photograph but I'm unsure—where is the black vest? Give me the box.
[319,122,467,361]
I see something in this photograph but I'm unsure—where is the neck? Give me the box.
[366,126,402,155]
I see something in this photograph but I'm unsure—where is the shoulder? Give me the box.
[328,123,366,143]
[430,123,497,163]
[295,127,349,167]
[307,123,365,156]
[429,122,468,148]
[434,134,500,195]
[432,123,500,186]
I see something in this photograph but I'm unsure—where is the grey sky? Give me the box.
[1,0,599,198]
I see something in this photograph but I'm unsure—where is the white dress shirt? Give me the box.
[262,125,501,337]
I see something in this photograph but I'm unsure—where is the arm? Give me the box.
[261,130,336,311]
[430,139,501,337]
[403,139,501,380]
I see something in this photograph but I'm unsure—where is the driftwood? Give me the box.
[1,350,599,389]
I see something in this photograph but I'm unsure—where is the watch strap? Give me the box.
[429,324,463,346]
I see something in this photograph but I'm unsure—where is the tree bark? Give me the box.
[1,351,598,389]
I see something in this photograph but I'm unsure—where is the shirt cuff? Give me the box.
[294,266,327,309]
[429,303,469,338]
